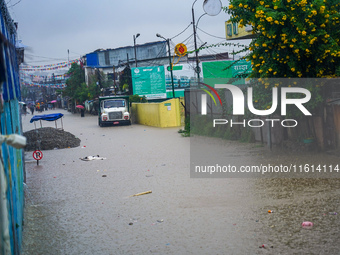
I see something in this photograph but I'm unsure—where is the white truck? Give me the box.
[98,96,131,127]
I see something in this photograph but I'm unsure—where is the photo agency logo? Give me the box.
[200,83,312,128]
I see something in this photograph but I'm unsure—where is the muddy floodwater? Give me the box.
[21,110,340,254]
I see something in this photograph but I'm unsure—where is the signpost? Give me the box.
[231,60,252,77]
[131,66,166,99]
[33,150,43,165]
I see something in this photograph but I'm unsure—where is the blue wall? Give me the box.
[0,0,25,254]
[86,41,167,68]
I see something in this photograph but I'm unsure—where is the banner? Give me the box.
[19,59,81,71]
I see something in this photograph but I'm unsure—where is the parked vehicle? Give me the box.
[98,96,131,127]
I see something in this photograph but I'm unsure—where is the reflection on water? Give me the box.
[22,111,340,254]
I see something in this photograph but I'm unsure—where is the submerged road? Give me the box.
[21,109,340,254]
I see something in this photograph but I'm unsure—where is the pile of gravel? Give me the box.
[24,127,81,151]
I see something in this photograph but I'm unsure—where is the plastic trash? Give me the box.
[302,221,313,228]
[259,244,273,249]
[329,212,337,215]
[80,155,106,161]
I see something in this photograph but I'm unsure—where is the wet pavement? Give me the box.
[21,110,340,254]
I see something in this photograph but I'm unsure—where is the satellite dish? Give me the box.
[203,0,222,16]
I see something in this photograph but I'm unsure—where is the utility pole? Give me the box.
[166,39,175,98]
[192,0,201,87]
[133,33,140,67]
[156,33,175,98]
[113,65,117,95]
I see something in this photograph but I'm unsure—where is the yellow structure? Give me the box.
[225,21,255,40]
[131,98,182,128]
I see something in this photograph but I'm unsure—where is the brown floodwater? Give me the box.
[21,110,340,254]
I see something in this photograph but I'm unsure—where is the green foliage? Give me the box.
[129,94,147,103]
[226,0,340,78]
[247,78,325,118]
[336,66,340,76]
[64,63,86,103]
[122,83,129,91]
[64,63,103,104]
[223,1,340,119]
[119,67,132,93]
[178,116,191,137]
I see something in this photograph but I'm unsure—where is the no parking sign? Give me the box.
[33,150,43,165]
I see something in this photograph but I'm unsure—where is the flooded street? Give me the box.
[21,110,340,254]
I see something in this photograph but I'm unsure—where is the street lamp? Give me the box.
[156,33,175,98]
[192,0,222,86]
[133,33,140,67]
[192,0,200,85]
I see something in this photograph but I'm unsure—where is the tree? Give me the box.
[119,66,132,94]
[64,63,86,104]
[226,0,340,78]
[225,1,340,117]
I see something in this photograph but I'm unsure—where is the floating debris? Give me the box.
[130,190,152,197]
[80,155,106,161]
[302,221,314,228]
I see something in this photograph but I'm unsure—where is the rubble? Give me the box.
[23,127,81,151]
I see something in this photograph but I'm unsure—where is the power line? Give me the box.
[8,0,23,8]
[196,27,226,40]
[170,23,192,40]
[25,53,67,61]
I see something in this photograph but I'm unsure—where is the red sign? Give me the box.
[33,150,43,160]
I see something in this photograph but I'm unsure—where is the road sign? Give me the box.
[33,150,43,161]
[174,43,187,57]
[167,65,183,71]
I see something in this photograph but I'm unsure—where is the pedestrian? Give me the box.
[30,104,35,115]
[23,104,27,115]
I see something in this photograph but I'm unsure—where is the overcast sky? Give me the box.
[8,0,249,67]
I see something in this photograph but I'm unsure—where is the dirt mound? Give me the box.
[24,127,81,151]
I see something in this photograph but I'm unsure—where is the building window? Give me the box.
[104,51,110,65]
[227,24,232,36]
[233,23,238,35]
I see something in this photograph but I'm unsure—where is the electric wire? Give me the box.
[7,0,22,8]
[25,53,67,62]
[170,23,193,40]
[196,27,226,40]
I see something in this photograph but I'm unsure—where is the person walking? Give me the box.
[30,104,35,115]
[23,103,27,115]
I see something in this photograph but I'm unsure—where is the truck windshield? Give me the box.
[104,100,125,108]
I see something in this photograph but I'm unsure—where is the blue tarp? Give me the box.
[30,113,64,123]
